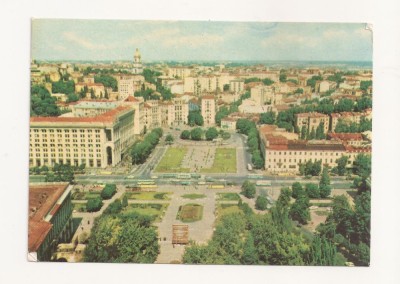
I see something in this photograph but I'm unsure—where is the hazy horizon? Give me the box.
[32,20,372,62]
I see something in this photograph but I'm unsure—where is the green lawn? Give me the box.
[217,204,242,218]
[217,192,240,201]
[200,148,237,173]
[72,191,101,200]
[181,193,206,199]
[72,202,87,212]
[123,203,169,222]
[176,204,203,222]
[124,191,171,200]
[154,147,190,173]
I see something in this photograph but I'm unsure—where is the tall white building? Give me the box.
[132,48,143,75]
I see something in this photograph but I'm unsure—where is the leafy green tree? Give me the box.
[90,88,96,99]
[205,127,218,141]
[277,187,292,208]
[52,80,75,94]
[188,110,204,126]
[289,194,310,224]
[84,214,159,263]
[190,127,203,141]
[165,134,174,144]
[327,72,344,85]
[360,81,372,92]
[86,197,103,212]
[67,93,79,103]
[252,150,264,169]
[260,111,276,124]
[30,85,61,117]
[319,167,331,188]
[241,233,258,264]
[94,74,118,91]
[122,195,128,208]
[255,196,268,210]
[315,122,325,139]
[334,98,354,112]
[306,75,323,90]
[309,235,337,265]
[279,73,287,82]
[262,78,275,86]
[180,130,190,140]
[300,125,307,140]
[104,199,122,214]
[223,84,230,91]
[101,184,117,200]
[308,127,316,140]
[355,96,372,111]
[305,183,320,199]
[291,182,304,199]
[353,154,371,178]
[215,106,230,126]
[241,180,256,199]
[336,156,349,176]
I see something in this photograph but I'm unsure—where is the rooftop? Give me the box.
[74,101,119,109]
[30,105,132,125]
[28,183,69,252]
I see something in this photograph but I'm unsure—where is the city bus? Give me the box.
[137,180,155,185]
[247,174,264,179]
[177,173,191,179]
[256,180,271,186]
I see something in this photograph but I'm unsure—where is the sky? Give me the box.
[31,20,372,62]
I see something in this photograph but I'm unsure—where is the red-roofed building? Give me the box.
[258,125,370,174]
[28,183,73,262]
[29,105,135,168]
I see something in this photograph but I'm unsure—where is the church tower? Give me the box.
[133,48,143,75]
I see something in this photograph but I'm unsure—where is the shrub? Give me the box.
[86,197,103,212]
[255,196,268,210]
[305,183,320,199]
[101,184,117,200]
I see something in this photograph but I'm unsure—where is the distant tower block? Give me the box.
[133,48,143,75]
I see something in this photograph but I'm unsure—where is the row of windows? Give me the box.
[31,144,102,149]
[31,148,101,153]
[31,129,101,133]
[31,139,101,144]
[31,158,102,168]
[269,158,335,163]
[268,151,343,156]
[31,153,101,158]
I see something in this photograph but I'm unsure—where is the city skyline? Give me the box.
[32,20,372,62]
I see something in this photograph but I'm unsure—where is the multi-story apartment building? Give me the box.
[28,183,73,262]
[330,109,372,131]
[143,98,189,129]
[250,85,275,105]
[116,75,144,100]
[124,96,145,135]
[259,125,371,174]
[201,95,216,127]
[295,112,330,134]
[229,79,245,94]
[29,106,135,168]
[166,66,193,79]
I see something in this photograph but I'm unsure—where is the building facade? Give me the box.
[295,112,330,134]
[29,106,135,168]
[201,95,216,127]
